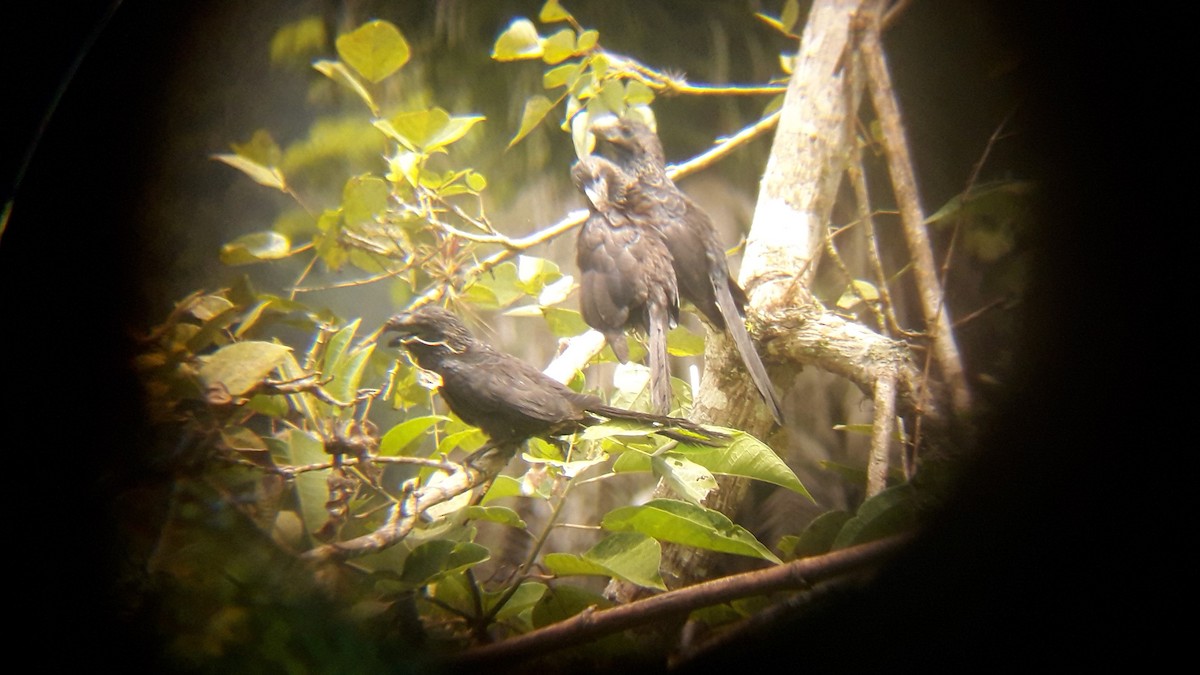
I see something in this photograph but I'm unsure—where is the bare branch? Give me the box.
[856,1,971,414]
[452,535,911,669]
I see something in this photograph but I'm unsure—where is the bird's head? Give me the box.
[383,305,474,365]
[589,115,666,168]
[571,155,630,211]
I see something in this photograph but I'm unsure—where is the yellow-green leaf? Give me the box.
[575,29,599,53]
[538,0,574,24]
[541,28,576,65]
[312,59,378,113]
[211,153,286,191]
[492,18,543,61]
[220,231,292,266]
[509,95,556,148]
[603,499,781,563]
[336,20,410,83]
[379,415,449,456]
[199,341,292,396]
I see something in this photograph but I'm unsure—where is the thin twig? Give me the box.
[857,2,971,414]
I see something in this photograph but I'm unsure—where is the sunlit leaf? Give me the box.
[625,79,655,105]
[603,499,781,563]
[509,95,556,148]
[336,20,410,83]
[672,429,812,500]
[219,231,292,266]
[575,29,599,53]
[312,59,377,113]
[538,0,574,23]
[666,325,705,356]
[211,153,286,191]
[198,341,291,396]
[379,415,449,456]
[481,475,525,504]
[652,454,718,504]
[545,532,666,590]
[342,175,389,225]
[492,18,543,61]
[378,108,485,153]
[542,28,576,65]
[544,62,582,89]
[781,0,802,34]
[229,129,282,167]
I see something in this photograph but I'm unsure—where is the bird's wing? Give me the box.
[437,348,580,437]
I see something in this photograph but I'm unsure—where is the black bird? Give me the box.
[572,154,679,415]
[591,116,786,425]
[383,305,726,452]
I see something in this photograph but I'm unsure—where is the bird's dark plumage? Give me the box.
[591,116,786,425]
[383,305,726,449]
[572,155,678,415]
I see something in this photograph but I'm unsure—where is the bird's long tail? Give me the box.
[589,403,728,446]
[714,282,785,425]
[647,300,673,416]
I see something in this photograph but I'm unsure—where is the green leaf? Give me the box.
[673,430,813,500]
[509,95,556,149]
[784,510,853,559]
[198,341,291,396]
[278,428,330,538]
[544,62,583,89]
[545,532,666,590]
[326,342,373,405]
[464,505,527,529]
[464,262,525,309]
[488,581,548,624]
[312,59,378,113]
[399,540,489,588]
[666,325,706,356]
[377,108,485,153]
[336,20,410,83]
[321,319,359,375]
[379,415,449,456]
[531,585,614,628]
[540,306,591,337]
[437,427,487,455]
[481,475,525,504]
[541,28,576,65]
[625,79,655,105]
[492,18,543,61]
[219,231,292,266]
[577,418,661,442]
[229,129,283,167]
[652,454,718,504]
[781,0,802,34]
[342,175,389,226]
[832,484,918,549]
[575,29,599,53]
[538,0,574,23]
[211,153,286,191]
[603,499,781,563]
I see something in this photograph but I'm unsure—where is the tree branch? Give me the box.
[451,534,910,670]
[856,1,971,414]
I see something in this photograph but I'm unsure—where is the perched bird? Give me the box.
[591,116,786,425]
[572,154,679,415]
[383,305,727,452]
